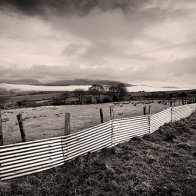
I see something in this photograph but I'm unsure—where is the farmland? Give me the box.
[1,100,171,145]
[0,112,195,195]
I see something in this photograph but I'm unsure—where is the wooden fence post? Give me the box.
[100,109,104,123]
[0,109,3,145]
[65,112,70,135]
[110,106,114,120]
[148,115,151,134]
[148,106,151,115]
[17,114,26,142]
[182,99,185,105]
[143,106,147,115]
[170,100,173,107]
[110,120,114,147]
[171,107,173,123]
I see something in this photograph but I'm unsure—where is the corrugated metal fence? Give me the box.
[0,103,196,180]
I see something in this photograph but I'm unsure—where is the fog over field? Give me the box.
[0,83,191,92]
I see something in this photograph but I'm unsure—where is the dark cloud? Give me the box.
[0,0,45,15]
[0,0,148,16]
[0,64,117,81]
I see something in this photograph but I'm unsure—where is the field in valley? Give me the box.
[1,100,172,145]
[0,112,195,196]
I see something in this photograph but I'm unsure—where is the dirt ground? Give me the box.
[0,112,196,196]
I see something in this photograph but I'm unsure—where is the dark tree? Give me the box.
[61,92,69,104]
[109,83,128,101]
[17,99,27,107]
[108,85,118,101]
[88,84,104,103]
[116,83,128,101]
[52,92,69,105]
[74,89,85,104]
[0,97,7,109]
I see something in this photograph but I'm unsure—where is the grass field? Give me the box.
[1,100,171,145]
[0,112,195,195]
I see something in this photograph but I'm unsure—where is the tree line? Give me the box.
[73,83,128,104]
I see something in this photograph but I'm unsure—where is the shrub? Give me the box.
[164,129,176,142]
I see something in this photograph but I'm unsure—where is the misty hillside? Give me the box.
[0,79,132,87]
[45,79,133,87]
[0,79,40,85]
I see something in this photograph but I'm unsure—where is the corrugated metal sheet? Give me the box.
[62,121,112,161]
[0,103,195,180]
[151,108,171,133]
[172,105,193,122]
[112,115,149,145]
[0,137,64,180]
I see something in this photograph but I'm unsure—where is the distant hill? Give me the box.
[45,79,133,87]
[0,79,132,87]
[162,86,179,89]
[0,79,40,85]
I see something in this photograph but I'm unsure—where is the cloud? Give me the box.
[0,0,195,88]
[169,57,196,76]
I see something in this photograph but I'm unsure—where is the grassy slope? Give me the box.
[1,113,196,195]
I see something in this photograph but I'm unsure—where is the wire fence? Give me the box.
[0,103,196,180]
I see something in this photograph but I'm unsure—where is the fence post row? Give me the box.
[0,103,196,180]
[16,114,26,142]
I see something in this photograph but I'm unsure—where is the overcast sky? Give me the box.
[0,0,195,88]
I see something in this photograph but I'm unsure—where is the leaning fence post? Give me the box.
[65,112,70,135]
[17,114,26,142]
[110,106,114,120]
[0,109,3,145]
[100,109,104,123]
